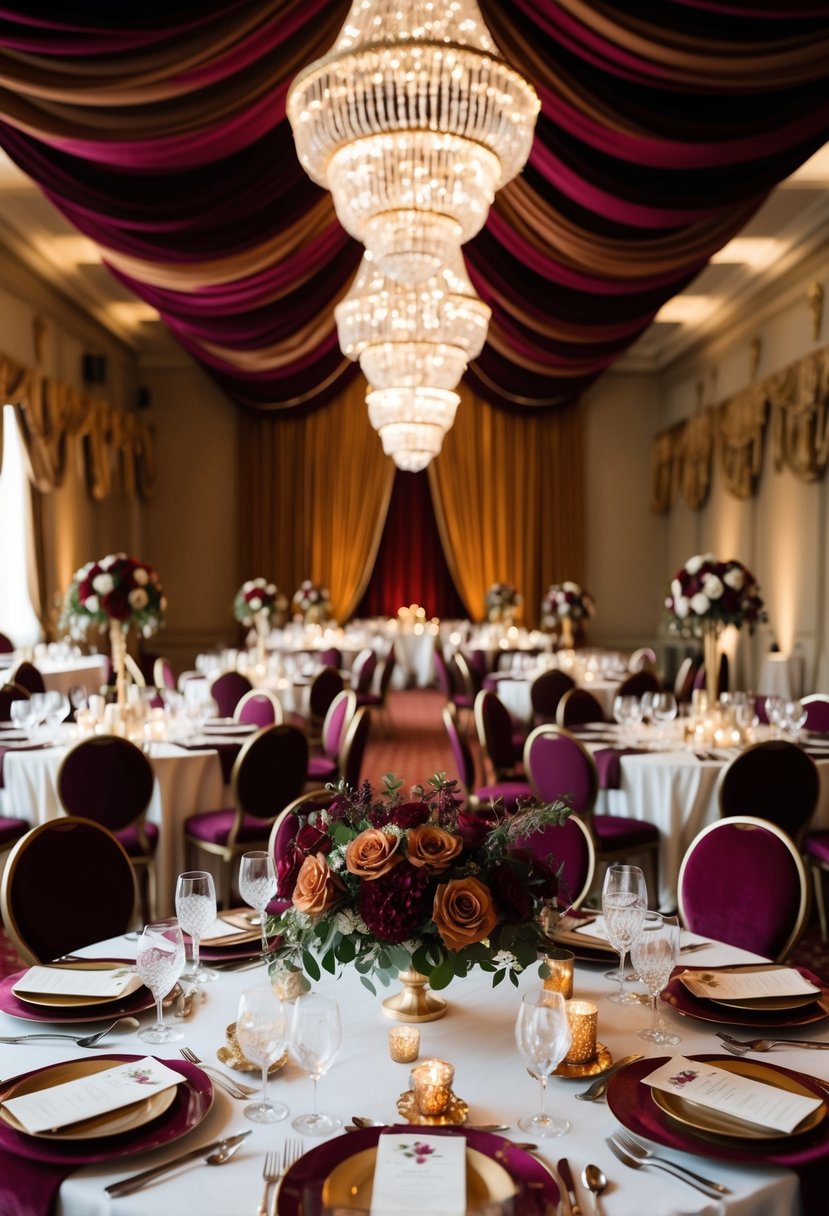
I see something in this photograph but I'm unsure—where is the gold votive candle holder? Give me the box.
[542,947,575,1000]
[388,1025,420,1063]
[565,999,598,1064]
[412,1058,454,1116]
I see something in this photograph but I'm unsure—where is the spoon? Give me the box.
[581,1163,607,1215]
[0,1016,140,1048]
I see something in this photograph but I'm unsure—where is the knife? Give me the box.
[558,1157,582,1216]
[105,1130,251,1196]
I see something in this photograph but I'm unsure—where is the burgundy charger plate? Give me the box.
[278,1125,559,1216]
[0,1055,212,1165]
[0,964,158,1024]
[606,1053,829,1168]
[661,964,829,1029]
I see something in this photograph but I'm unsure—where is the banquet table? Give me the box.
[0,652,109,696]
[0,932,822,1215]
[484,671,622,724]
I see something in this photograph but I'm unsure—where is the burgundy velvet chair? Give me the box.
[210,670,253,718]
[717,739,819,845]
[678,816,809,961]
[802,694,829,733]
[305,665,345,747]
[11,661,46,695]
[0,631,14,654]
[615,670,661,698]
[184,723,309,907]
[523,724,660,905]
[0,681,29,720]
[474,689,526,782]
[0,817,136,963]
[318,647,342,669]
[306,689,356,786]
[56,734,158,921]
[555,687,606,728]
[351,648,377,696]
[234,688,284,727]
[628,647,657,672]
[153,656,177,690]
[356,644,397,735]
[516,813,596,911]
[530,670,576,726]
[434,645,475,720]
[267,788,339,913]
[339,706,371,789]
[805,831,829,941]
[442,704,533,813]
[673,655,699,704]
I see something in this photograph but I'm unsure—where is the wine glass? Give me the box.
[236,988,289,1124]
[9,699,32,732]
[613,694,642,742]
[514,989,572,1137]
[630,911,681,1044]
[135,919,185,1044]
[765,694,786,737]
[651,691,678,746]
[639,690,655,725]
[290,993,342,1135]
[783,699,807,738]
[239,851,277,954]
[602,864,647,1004]
[175,870,218,983]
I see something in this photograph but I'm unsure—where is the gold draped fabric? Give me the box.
[679,411,714,510]
[717,386,767,500]
[238,376,395,623]
[428,384,584,629]
[769,347,829,481]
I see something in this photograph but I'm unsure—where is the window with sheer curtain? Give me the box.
[0,405,41,647]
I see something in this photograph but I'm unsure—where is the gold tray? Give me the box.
[218,1023,288,1074]
[0,1058,176,1141]
[553,1042,613,1079]
[652,1058,827,1141]
[12,960,142,1009]
[396,1089,468,1126]
[322,1144,514,1209]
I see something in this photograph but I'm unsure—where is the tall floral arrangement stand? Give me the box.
[233,578,281,665]
[60,554,166,720]
[293,580,332,626]
[484,583,522,626]
[541,582,595,649]
[664,554,767,705]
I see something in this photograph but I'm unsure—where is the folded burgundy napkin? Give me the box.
[592,746,646,789]
[0,1157,70,1216]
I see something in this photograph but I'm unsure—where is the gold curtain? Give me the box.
[769,346,829,481]
[239,376,395,623]
[428,383,584,629]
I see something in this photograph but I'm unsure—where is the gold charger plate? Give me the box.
[680,964,821,1013]
[651,1058,827,1141]
[322,1145,515,1210]
[0,1058,176,1141]
[12,960,141,1009]
[396,1090,468,1126]
[553,1042,613,1079]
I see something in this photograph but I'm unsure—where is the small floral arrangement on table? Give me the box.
[541,582,595,628]
[60,553,165,639]
[233,577,281,627]
[485,582,522,623]
[664,554,767,637]
[293,580,332,622]
[267,774,572,995]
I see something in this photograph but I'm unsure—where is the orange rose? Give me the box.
[345,828,401,879]
[433,877,497,952]
[292,852,345,914]
[405,825,462,871]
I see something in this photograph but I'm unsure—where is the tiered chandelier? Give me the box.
[287,0,539,468]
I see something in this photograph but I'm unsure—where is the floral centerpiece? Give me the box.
[485,582,522,625]
[60,553,165,710]
[293,580,332,625]
[267,774,572,1020]
[664,553,767,704]
[541,581,595,647]
[234,577,283,663]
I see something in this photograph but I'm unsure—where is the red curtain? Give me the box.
[356,471,468,620]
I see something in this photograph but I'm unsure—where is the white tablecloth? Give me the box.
[5,933,817,1216]
[490,674,621,724]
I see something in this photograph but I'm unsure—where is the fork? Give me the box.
[613,1129,730,1194]
[178,1047,258,1099]
[270,1138,303,1215]
[605,1135,726,1200]
[257,1151,281,1216]
[716,1031,829,1053]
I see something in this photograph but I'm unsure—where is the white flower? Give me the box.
[492,949,518,971]
[92,573,114,594]
[674,596,689,619]
[723,566,745,591]
[84,594,100,613]
[266,584,276,596]
[690,592,710,616]
[159,596,168,612]
[333,909,357,935]
[562,581,579,593]
[684,554,705,575]
[133,567,149,586]
[128,587,148,609]
[243,580,254,593]
[702,573,724,600]
[670,578,683,601]
[560,603,571,615]
[248,596,262,611]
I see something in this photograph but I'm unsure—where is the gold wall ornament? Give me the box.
[808,282,824,341]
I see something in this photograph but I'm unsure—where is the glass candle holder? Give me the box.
[388,1025,420,1063]
[412,1058,454,1116]
[564,999,598,1064]
[542,948,574,1000]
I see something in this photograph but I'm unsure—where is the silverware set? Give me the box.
[257,1139,302,1216]
[605,1129,730,1199]
[0,1016,140,1048]
[105,1131,252,1197]
[178,1046,259,1099]
[717,1030,829,1054]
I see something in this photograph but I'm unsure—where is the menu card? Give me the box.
[2,1058,183,1133]
[572,916,709,950]
[679,967,820,1002]
[370,1134,466,1216]
[642,1056,823,1134]
[13,965,142,1000]
[200,914,255,942]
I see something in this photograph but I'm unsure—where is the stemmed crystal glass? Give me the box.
[651,691,678,747]
[235,988,289,1124]
[290,993,342,1135]
[514,990,572,1138]
[783,699,807,738]
[9,699,32,732]
[175,870,218,983]
[613,694,642,742]
[602,864,647,1003]
[135,919,185,1044]
[630,911,681,1044]
[238,851,277,954]
[765,694,786,737]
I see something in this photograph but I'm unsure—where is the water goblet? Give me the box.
[238,851,277,954]
[783,699,807,738]
[630,911,681,1044]
[135,919,186,1044]
[639,690,655,725]
[602,864,647,1003]
[236,988,289,1124]
[613,694,642,743]
[514,989,572,1137]
[290,993,342,1135]
[765,694,786,737]
[651,691,678,746]
[9,699,31,732]
[175,870,218,983]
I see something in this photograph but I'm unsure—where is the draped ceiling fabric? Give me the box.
[0,1,826,415]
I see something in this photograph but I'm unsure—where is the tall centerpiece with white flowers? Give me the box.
[292,580,332,626]
[541,581,595,649]
[61,554,166,712]
[234,577,281,664]
[664,554,767,705]
[485,582,522,626]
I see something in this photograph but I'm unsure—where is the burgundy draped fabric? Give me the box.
[0,2,826,412]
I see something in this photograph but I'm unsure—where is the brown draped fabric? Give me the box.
[238,376,395,623]
[428,383,584,629]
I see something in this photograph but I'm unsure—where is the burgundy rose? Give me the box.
[295,823,333,855]
[78,578,94,602]
[102,589,131,620]
[491,859,533,922]
[386,801,432,829]
[456,807,500,849]
[276,847,301,898]
[358,861,432,943]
